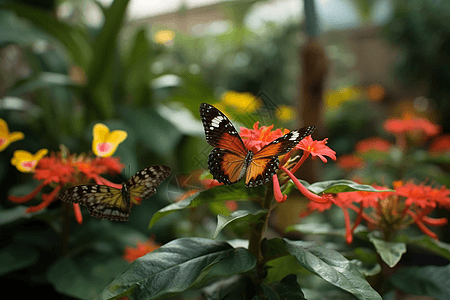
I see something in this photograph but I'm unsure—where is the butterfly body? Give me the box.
[200,103,315,187]
[59,165,170,221]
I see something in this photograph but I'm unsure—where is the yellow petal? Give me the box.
[0,118,9,135]
[11,150,36,172]
[0,138,10,152]
[106,130,127,144]
[34,148,48,160]
[12,150,34,160]
[93,123,110,142]
[8,131,25,143]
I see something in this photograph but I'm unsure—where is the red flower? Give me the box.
[9,148,124,223]
[300,181,450,243]
[337,154,365,170]
[355,137,392,153]
[384,117,441,146]
[295,136,337,162]
[429,134,450,155]
[123,237,161,262]
[240,121,289,153]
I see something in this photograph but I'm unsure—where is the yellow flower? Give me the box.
[92,123,127,157]
[0,118,24,152]
[275,105,296,122]
[221,91,261,113]
[325,86,362,108]
[11,149,48,173]
[154,30,175,44]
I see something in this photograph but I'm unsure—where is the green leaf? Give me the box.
[213,209,267,239]
[368,232,406,268]
[261,274,307,300]
[285,223,369,239]
[7,72,78,96]
[5,3,92,68]
[47,253,128,300]
[265,255,308,283]
[0,242,39,275]
[296,179,394,194]
[396,234,450,261]
[119,106,181,158]
[390,264,450,300]
[88,0,130,87]
[0,206,31,226]
[202,274,248,300]
[350,259,381,277]
[276,238,382,300]
[96,237,256,300]
[149,184,264,228]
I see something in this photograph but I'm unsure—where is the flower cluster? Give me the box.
[240,122,337,204]
[301,181,450,243]
[336,116,449,173]
[8,123,127,223]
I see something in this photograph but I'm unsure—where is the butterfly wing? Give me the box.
[59,185,130,221]
[201,103,249,185]
[200,103,248,155]
[245,126,316,187]
[208,148,248,185]
[126,165,171,200]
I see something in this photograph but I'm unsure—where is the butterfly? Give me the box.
[59,165,171,221]
[200,103,315,187]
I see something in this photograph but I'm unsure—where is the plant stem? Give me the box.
[248,183,274,285]
[61,203,71,255]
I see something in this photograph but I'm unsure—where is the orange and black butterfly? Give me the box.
[200,103,315,187]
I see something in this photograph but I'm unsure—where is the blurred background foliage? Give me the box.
[1,0,450,298]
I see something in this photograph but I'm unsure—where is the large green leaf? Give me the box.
[0,242,39,275]
[368,232,406,268]
[213,209,267,239]
[267,238,382,300]
[264,255,308,283]
[149,184,264,228]
[96,238,256,300]
[5,3,92,68]
[261,274,307,300]
[295,179,394,194]
[47,253,128,300]
[390,264,450,300]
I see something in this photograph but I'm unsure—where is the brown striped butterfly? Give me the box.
[59,165,170,221]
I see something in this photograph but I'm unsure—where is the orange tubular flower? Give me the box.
[0,118,24,152]
[384,117,441,148]
[337,154,365,170]
[240,121,289,153]
[355,137,392,153]
[9,123,128,224]
[9,148,125,222]
[300,181,450,243]
[429,134,450,155]
[123,237,161,262]
[239,122,336,204]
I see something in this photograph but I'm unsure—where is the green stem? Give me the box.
[248,183,274,287]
